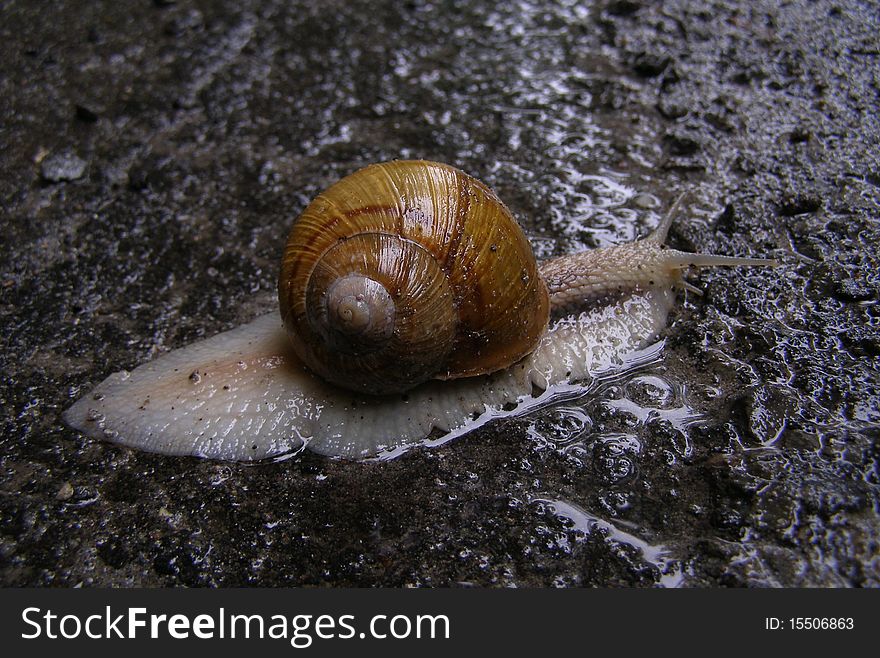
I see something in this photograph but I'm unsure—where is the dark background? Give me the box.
[1,0,878,586]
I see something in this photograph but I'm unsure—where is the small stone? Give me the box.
[632,192,659,209]
[40,151,87,182]
[56,482,75,501]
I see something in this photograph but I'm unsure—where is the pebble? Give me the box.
[632,192,659,209]
[56,481,75,501]
[40,151,87,182]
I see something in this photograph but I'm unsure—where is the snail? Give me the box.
[64,160,774,461]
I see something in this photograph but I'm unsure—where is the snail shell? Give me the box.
[278,161,550,394]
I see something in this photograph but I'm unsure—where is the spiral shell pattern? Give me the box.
[278,160,550,394]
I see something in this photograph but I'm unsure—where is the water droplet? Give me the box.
[592,434,641,485]
[624,374,676,409]
[528,406,591,445]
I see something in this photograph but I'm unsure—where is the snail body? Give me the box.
[64,161,773,460]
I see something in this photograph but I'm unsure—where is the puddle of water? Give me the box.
[531,497,684,588]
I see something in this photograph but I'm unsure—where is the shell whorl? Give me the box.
[300,232,459,393]
[322,274,394,345]
[278,160,550,395]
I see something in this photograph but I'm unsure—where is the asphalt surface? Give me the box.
[1,0,878,586]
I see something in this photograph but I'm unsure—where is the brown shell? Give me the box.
[278,160,550,395]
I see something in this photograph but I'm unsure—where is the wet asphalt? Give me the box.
[1,0,878,586]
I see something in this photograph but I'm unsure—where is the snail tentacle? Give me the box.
[540,196,777,314]
[645,191,687,244]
